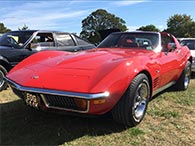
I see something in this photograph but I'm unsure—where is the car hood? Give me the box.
[7,48,153,93]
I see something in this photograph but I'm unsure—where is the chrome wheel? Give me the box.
[0,70,4,88]
[174,61,191,91]
[133,80,149,122]
[0,65,8,91]
[112,73,150,127]
[184,65,191,89]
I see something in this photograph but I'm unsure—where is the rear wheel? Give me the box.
[0,65,8,91]
[175,61,191,91]
[112,73,150,127]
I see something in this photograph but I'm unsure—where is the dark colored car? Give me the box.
[0,30,95,91]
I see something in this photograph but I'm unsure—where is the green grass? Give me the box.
[148,108,180,118]
[127,127,145,136]
[1,78,195,146]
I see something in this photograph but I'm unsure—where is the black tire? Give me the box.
[0,65,8,91]
[174,61,191,91]
[112,73,150,127]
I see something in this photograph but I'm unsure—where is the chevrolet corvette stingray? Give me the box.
[5,31,192,127]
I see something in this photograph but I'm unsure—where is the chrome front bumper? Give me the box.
[4,77,109,113]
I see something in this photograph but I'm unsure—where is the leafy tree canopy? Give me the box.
[137,24,160,32]
[18,24,29,30]
[165,14,195,38]
[80,9,128,44]
[0,23,11,33]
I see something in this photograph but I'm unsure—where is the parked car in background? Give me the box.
[179,38,195,72]
[5,31,192,127]
[0,30,95,91]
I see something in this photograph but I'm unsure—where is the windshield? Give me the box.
[0,31,34,49]
[98,32,159,50]
[180,40,195,50]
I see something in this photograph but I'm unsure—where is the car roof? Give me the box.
[6,30,71,34]
[111,31,160,35]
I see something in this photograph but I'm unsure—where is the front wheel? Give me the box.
[112,73,151,127]
[0,65,8,91]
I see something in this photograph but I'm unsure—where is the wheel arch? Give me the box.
[137,70,153,99]
[0,56,12,72]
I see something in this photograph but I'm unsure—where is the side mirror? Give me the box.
[167,43,176,51]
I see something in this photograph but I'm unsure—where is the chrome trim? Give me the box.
[152,81,176,96]
[4,77,109,113]
[40,94,90,113]
[4,77,110,99]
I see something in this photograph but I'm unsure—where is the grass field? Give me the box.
[0,77,195,146]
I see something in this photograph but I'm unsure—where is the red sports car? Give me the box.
[5,31,192,127]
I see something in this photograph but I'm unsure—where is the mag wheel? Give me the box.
[0,65,8,91]
[175,61,191,91]
[112,73,150,127]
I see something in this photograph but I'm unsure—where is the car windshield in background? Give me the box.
[180,40,195,50]
[98,32,159,50]
[0,31,34,49]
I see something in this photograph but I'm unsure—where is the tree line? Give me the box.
[1,9,195,44]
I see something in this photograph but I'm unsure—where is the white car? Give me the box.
[180,38,195,72]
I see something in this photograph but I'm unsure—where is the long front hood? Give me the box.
[7,48,153,93]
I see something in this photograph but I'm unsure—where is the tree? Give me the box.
[165,14,195,38]
[18,24,29,30]
[80,9,128,44]
[0,23,11,33]
[137,24,160,32]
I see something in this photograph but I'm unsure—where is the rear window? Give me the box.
[56,34,75,46]
[75,35,91,45]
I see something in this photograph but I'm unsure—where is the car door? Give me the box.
[157,33,181,87]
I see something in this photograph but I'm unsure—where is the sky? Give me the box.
[0,0,195,35]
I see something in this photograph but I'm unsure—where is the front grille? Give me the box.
[12,87,88,112]
[42,94,78,110]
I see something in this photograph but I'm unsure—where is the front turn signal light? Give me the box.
[74,98,87,110]
[93,98,106,105]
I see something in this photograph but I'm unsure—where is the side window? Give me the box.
[161,34,174,52]
[56,34,75,46]
[31,33,54,49]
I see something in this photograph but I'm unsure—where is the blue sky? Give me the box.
[0,0,195,35]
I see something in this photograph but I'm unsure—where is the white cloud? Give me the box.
[157,25,166,31]
[127,25,140,31]
[113,0,147,7]
[1,1,91,32]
